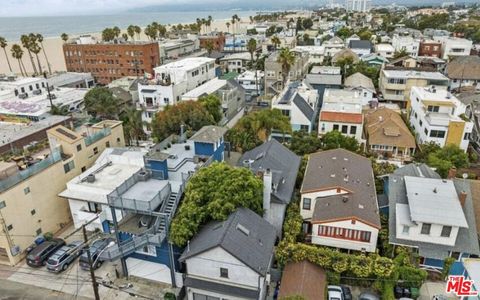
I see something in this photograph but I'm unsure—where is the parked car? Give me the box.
[79,237,115,271]
[46,241,85,273]
[26,238,65,267]
[341,285,352,300]
[25,235,46,254]
[358,292,380,300]
[328,285,344,300]
[394,285,412,298]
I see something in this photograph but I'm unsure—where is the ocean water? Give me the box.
[0,10,255,41]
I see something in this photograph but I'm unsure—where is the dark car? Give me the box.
[46,240,85,273]
[26,238,65,267]
[79,237,115,271]
[341,285,352,300]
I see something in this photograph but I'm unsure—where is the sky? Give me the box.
[0,0,476,17]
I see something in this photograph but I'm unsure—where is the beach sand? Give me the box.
[0,19,249,76]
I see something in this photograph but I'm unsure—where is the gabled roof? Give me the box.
[301,149,380,228]
[238,139,301,204]
[446,56,480,80]
[364,107,416,149]
[179,208,276,276]
[344,72,375,92]
[278,260,326,300]
[349,40,373,50]
[190,126,227,143]
[293,93,315,121]
[332,48,360,64]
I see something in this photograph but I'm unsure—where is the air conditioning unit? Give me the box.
[86,174,96,183]
[32,89,42,95]
[136,170,151,181]
[18,93,28,99]
[47,93,56,100]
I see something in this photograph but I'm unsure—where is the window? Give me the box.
[81,166,87,172]
[76,144,82,152]
[419,120,423,127]
[402,225,409,234]
[93,147,98,155]
[427,105,440,113]
[193,294,220,300]
[7,224,13,231]
[414,112,418,119]
[464,132,471,140]
[421,223,431,235]
[0,201,5,209]
[341,125,348,134]
[63,161,75,173]
[36,228,42,235]
[333,124,339,131]
[303,198,311,210]
[430,130,446,138]
[117,138,121,143]
[300,125,309,131]
[87,202,101,213]
[350,126,357,135]
[24,187,30,194]
[106,141,110,148]
[424,128,428,136]
[220,267,228,278]
[281,109,290,117]
[441,226,452,237]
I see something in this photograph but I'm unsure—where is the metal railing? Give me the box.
[85,128,111,146]
[0,149,62,193]
[99,232,166,261]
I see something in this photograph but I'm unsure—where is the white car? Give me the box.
[328,285,344,300]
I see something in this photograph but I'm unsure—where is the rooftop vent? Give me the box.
[330,174,336,178]
[342,196,349,203]
[433,187,438,193]
[137,170,151,182]
[236,223,250,236]
[86,174,95,183]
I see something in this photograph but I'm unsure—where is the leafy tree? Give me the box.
[393,48,409,59]
[170,162,263,246]
[61,33,69,43]
[302,18,313,30]
[372,161,397,194]
[20,34,38,75]
[151,101,215,141]
[414,141,440,162]
[336,27,352,39]
[121,108,145,146]
[271,35,281,51]
[358,29,373,41]
[227,109,291,152]
[101,28,116,42]
[266,25,277,37]
[199,94,222,123]
[205,40,214,55]
[289,131,322,156]
[321,130,359,152]
[84,87,120,119]
[427,144,469,178]
[112,26,121,38]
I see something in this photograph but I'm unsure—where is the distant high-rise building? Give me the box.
[345,0,371,12]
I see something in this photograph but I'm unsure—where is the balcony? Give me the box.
[84,128,111,146]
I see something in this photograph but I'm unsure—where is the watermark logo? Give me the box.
[446,276,478,297]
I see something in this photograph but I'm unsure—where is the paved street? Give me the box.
[0,278,91,300]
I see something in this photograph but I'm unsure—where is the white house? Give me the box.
[137,57,216,130]
[219,52,252,73]
[435,36,473,60]
[318,89,364,142]
[391,35,420,57]
[272,81,318,133]
[375,43,395,59]
[344,72,375,106]
[180,208,276,300]
[409,86,473,151]
[300,149,380,253]
[294,46,325,64]
[322,36,345,58]
[237,70,264,100]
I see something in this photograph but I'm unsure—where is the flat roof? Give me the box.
[404,176,468,227]
[411,86,458,102]
[121,179,169,202]
[182,78,227,99]
[47,72,93,87]
[220,52,251,61]
[382,69,448,81]
[154,57,215,72]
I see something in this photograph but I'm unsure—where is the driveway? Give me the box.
[419,281,457,300]
[0,278,91,300]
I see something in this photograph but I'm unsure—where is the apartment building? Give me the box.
[379,68,449,108]
[375,43,395,59]
[219,52,251,73]
[199,33,226,52]
[137,57,216,130]
[322,36,345,58]
[319,89,364,142]
[418,40,442,58]
[391,35,420,58]
[63,35,160,85]
[237,70,264,100]
[409,86,473,151]
[264,50,309,96]
[0,120,124,266]
[445,56,480,91]
[345,0,372,12]
[435,36,473,60]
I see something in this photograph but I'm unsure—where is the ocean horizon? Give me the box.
[0,10,258,41]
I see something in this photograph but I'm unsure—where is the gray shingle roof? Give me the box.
[238,139,301,204]
[179,208,276,276]
[184,277,259,299]
[301,149,380,228]
[387,165,480,259]
[293,93,315,122]
[190,126,227,143]
[349,40,373,50]
[306,74,342,86]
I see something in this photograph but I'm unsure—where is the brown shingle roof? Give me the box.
[332,48,360,64]
[364,107,416,149]
[301,149,380,228]
[278,260,326,300]
[320,111,363,124]
[446,56,480,80]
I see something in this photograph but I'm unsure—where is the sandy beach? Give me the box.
[0,18,249,76]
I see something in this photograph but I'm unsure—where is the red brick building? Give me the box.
[63,40,160,85]
[418,40,442,58]
[199,33,226,52]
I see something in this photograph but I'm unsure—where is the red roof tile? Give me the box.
[320,111,363,124]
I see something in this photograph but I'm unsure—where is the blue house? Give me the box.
[99,126,227,286]
[386,164,480,275]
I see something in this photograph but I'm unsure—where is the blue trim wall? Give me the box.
[146,159,168,180]
[213,142,225,162]
[194,141,214,157]
[102,220,110,233]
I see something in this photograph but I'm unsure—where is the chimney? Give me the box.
[263,169,272,219]
[459,191,467,207]
[447,167,457,179]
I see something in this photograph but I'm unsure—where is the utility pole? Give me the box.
[82,225,100,300]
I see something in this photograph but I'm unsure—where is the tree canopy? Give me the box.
[151,100,216,142]
[227,109,291,152]
[321,130,360,152]
[169,162,263,247]
[289,131,322,156]
[199,94,222,124]
[84,87,119,119]
[427,144,469,178]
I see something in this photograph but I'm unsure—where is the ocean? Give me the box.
[0,10,256,42]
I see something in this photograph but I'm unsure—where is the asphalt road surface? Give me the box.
[0,279,92,300]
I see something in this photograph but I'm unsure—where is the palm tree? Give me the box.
[277,48,296,87]
[205,40,214,55]
[122,33,129,41]
[36,34,51,75]
[20,34,38,75]
[226,22,230,34]
[207,15,213,32]
[11,44,26,76]
[121,108,145,146]
[61,33,69,43]
[247,38,257,68]
[134,26,141,40]
[29,34,43,74]
[271,35,281,51]
[0,37,12,73]
[127,25,136,41]
[112,26,121,38]
[231,16,237,52]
